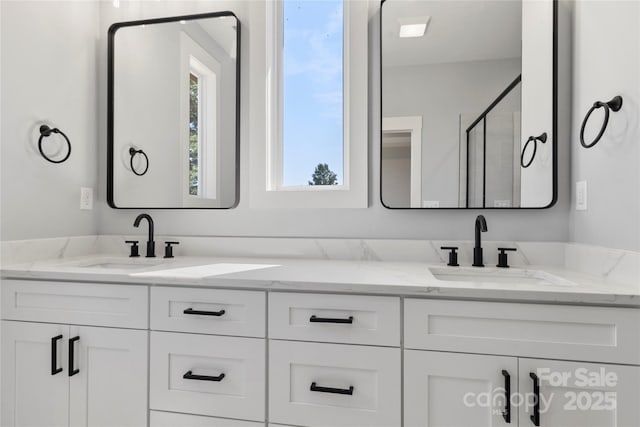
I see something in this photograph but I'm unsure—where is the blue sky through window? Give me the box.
[283,0,344,186]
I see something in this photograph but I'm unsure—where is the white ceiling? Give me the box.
[382,0,522,67]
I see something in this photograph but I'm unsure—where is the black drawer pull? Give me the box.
[69,336,80,377]
[183,308,226,317]
[502,370,511,423]
[530,372,540,426]
[183,370,225,382]
[310,382,354,395]
[309,315,354,324]
[51,335,63,375]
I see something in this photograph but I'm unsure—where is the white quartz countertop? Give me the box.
[2,254,639,307]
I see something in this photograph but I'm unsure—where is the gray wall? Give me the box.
[383,58,521,207]
[0,1,100,240]
[569,0,640,251]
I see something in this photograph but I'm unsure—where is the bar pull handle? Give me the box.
[183,308,226,317]
[310,382,354,395]
[69,336,80,377]
[51,335,63,375]
[530,372,540,426]
[502,370,511,423]
[309,315,354,324]
[183,370,225,382]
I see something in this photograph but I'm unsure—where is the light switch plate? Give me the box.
[80,187,93,210]
[576,181,587,211]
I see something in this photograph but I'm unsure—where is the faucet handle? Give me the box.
[497,247,517,268]
[440,246,460,267]
[125,240,140,258]
[164,241,180,259]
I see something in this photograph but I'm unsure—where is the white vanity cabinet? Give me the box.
[1,280,149,427]
[404,298,640,427]
[268,292,402,427]
[149,287,267,424]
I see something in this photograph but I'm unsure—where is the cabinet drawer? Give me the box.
[151,287,265,337]
[150,331,265,421]
[405,299,640,364]
[269,292,400,346]
[1,279,147,329]
[269,340,401,427]
[150,411,263,427]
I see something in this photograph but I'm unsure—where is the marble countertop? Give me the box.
[2,254,639,307]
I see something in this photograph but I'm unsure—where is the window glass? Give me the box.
[282,0,344,186]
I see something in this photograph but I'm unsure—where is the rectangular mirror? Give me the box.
[381,0,556,209]
[108,12,239,209]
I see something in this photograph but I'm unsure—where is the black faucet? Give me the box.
[473,215,488,267]
[133,213,155,257]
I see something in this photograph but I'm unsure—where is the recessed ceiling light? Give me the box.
[180,20,187,24]
[399,23,427,38]
[112,0,120,8]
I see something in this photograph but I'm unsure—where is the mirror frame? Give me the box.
[379,0,558,210]
[107,11,241,209]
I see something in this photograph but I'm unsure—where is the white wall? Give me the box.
[569,0,640,252]
[1,1,100,240]
[0,1,572,244]
[95,1,571,242]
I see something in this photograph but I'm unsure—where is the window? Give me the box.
[282,0,344,187]
[189,72,200,196]
[251,0,368,208]
[180,33,220,205]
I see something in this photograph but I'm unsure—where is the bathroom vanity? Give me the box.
[2,248,639,427]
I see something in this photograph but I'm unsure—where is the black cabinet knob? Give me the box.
[164,241,180,258]
[125,240,139,258]
[440,246,459,267]
[497,248,517,268]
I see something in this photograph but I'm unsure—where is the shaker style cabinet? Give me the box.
[404,351,517,427]
[1,321,148,427]
[1,279,149,427]
[517,359,640,427]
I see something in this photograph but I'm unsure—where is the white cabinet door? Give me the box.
[518,358,640,427]
[1,320,70,427]
[69,325,148,427]
[404,350,516,427]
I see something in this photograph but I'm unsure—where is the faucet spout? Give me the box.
[133,213,155,257]
[473,215,488,267]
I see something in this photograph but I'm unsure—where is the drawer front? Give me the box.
[150,331,265,421]
[269,340,401,427]
[151,287,265,337]
[269,292,400,346]
[1,279,147,329]
[405,299,640,364]
[150,411,263,427]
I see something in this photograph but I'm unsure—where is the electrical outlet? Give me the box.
[80,187,93,210]
[494,200,512,208]
[576,181,587,211]
[424,200,440,208]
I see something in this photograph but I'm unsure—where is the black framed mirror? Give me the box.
[381,0,557,209]
[108,11,240,209]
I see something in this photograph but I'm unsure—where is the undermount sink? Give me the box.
[429,266,577,287]
[71,258,165,270]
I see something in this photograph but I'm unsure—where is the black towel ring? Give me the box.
[38,125,71,164]
[129,147,149,176]
[521,132,547,169]
[580,96,623,149]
